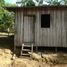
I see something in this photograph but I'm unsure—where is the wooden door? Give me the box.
[23,15,34,43]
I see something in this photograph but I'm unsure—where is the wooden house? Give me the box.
[6,6,67,50]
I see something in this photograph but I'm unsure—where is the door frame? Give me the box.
[23,14,35,44]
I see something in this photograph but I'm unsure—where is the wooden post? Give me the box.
[55,47,57,53]
[32,44,33,53]
[21,43,24,55]
[36,46,38,52]
[30,43,33,58]
[14,45,16,53]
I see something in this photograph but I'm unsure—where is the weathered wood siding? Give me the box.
[14,9,23,46]
[35,10,67,47]
[23,16,34,43]
[15,9,67,47]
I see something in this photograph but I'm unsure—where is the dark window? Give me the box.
[41,14,50,28]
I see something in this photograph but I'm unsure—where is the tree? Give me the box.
[21,0,35,6]
[5,3,16,7]
[0,0,5,31]
[45,0,65,5]
[2,11,14,35]
[65,0,67,5]
[34,0,43,6]
[21,0,44,6]
[21,0,65,6]
[0,0,15,35]
[26,0,35,6]
[0,0,5,7]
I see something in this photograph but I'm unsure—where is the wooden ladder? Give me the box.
[21,43,33,57]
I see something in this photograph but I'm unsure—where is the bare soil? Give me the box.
[0,49,67,67]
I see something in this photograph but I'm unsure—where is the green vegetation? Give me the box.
[65,0,67,5]
[21,0,43,6]
[46,0,65,5]
[21,0,35,6]
[20,0,65,6]
[0,0,16,35]
[0,0,5,7]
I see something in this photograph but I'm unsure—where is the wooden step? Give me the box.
[22,45,31,47]
[22,49,31,52]
[21,44,33,56]
[21,53,30,56]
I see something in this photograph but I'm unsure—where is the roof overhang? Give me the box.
[5,5,67,12]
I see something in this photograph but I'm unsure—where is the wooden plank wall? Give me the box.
[35,10,67,47]
[15,9,67,47]
[23,16,34,43]
[14,9,23,46]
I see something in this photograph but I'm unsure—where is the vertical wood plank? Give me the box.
[14,10,17,47]
[62,10,66,47]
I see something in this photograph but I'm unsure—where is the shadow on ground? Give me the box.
[0,34,14,52]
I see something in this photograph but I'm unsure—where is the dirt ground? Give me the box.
[0,49,67,67]
[0,32,67,67]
